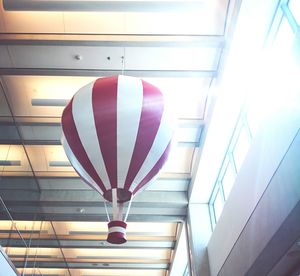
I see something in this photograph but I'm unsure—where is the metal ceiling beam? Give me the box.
[0,238,175,249]
[0,34,225,48]
[0,139,199,147]
[0,68,217,78]
[0,212,185,222]
[0,190,187,221]
[0,176,190,192]
[0,190,187,204]
[3,204,186,215]
[0,120,203,146]
[13,261,169,269]
[3,0,203,12]
[0,119,204,128]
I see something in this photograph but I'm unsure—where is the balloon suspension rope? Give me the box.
[124,195,133,222]
[104,200,110,222]
[121,48,125,75]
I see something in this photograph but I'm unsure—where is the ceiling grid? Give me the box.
[0,0,232,275]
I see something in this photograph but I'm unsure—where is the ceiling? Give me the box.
[0,0,237,275]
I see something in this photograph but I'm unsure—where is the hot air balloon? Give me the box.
[61,75,173,244]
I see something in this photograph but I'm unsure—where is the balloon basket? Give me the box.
[107,220,127,244]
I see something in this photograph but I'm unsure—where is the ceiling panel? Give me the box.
[124,9,225,35]
[0,144,31,172]
[25,145,72,172]
[23,144,194,175]
[125,47,220,71]
[64,12,126,34]
[52,221,177,237]
[18,268,68,276]
[0,220,54,234]
[5,247,63,259]
[0,84,11,116]
[163,146,194,173]
[0,8,4,32]
[0,3,64,33]
[0,0,229,35]
[1,75,94,117]
[61,248,171,259]
[2,75,209,119]
[145,77,210,119]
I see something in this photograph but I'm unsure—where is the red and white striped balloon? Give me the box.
[61,75,173,244]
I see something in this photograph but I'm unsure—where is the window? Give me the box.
[209,0,300,230]
[213,186,225,222]
[209,115,252,227]
[232,125,251,172]
[288,0,300,27]
[222,159,237,200]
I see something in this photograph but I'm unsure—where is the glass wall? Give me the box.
[209,0,300,228]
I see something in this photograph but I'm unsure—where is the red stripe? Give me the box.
[107,232,127,244]
[132,141,171,195]
[124,80,164,190]
[62,98,107,194]
[108,220,127,228]
[92,76,118,189]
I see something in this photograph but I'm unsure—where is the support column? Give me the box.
[186,203,212,276]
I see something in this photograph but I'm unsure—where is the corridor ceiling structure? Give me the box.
[0,1,238,275]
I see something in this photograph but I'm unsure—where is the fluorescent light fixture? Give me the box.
[49,161,71,167]
[0,160,21,166]
[0,229,48,234]
[69,231,107,235]
[9,254,53,258]
[69,230,168,235]
[3,0,203,12]
[31,99,68,107]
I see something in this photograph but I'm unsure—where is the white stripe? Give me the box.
[108,226,126,235]
[117,75,143,188]
[129,105,174,193]
[112,188,118,220]
[72,81,111,190]
[61,134,103,195]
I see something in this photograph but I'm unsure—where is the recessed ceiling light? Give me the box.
[0,160,21,166]
[49,161,71,167]
[31,99,68,107]
[3,0,203,12]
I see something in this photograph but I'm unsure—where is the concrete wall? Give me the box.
[207,103,300,275]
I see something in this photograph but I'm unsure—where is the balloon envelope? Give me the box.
[61,75,173,203]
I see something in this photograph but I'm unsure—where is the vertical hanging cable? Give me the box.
[121,47,125,75]
[31,221,43,276]
[23,216,37,276]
